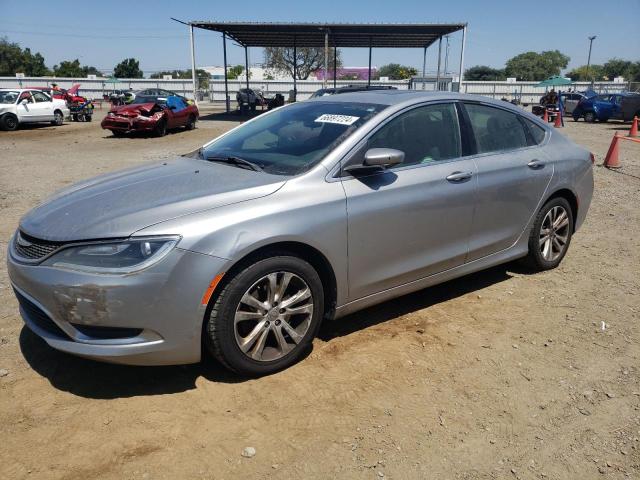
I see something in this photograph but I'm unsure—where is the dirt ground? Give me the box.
[0,106,639,480]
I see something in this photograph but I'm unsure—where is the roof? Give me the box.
[188,21,466,48]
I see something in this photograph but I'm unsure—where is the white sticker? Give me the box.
[314,114,360,125]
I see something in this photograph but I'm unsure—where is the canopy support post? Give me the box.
[436,36,442,91]
[244,45,249,90]
[367,37,372,86]
[457,25,467,91]
[422,45,427,90]
[323,31,329,89]
[333,44,337,88]
[293,35,297,102]
[189,24,197,105]
[223,32,229,112]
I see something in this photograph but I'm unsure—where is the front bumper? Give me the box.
[8,246,228,365]
[101,115,156,133]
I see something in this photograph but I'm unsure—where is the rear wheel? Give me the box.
[1,113,19,131]
[204,255,324,376]
[51,110,64,126]
[524,197,574,271]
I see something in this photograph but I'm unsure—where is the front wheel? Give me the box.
[51,110,64,126]
[584,111,596,123]
[204,255,324,376]
[185,114,196,130]
[524,197,574,271]
[0,113,19,131]
[153,119,167,137]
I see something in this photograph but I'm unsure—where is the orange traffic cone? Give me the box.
[603,133,622,169]
[554,110,563,128]
[629,116,638,137]
[543,109,549,123]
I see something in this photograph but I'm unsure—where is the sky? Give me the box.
[1,0,639,76]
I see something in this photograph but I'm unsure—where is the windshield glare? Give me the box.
[0,91,20,104]
[202,101,386,175]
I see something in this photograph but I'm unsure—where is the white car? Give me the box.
[0,89,70,131]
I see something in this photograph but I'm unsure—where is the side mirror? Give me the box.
[344,148,405,175]
[363,148,405,167]
[20,99,29,105]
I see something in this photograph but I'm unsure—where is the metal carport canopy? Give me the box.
[188,21,466,48]
[184,21,468,112]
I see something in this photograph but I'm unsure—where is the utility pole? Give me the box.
[586,36,597,82]
[443,35,450,76]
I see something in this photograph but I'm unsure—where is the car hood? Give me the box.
[19,157,287,241]
[110,103,159,116]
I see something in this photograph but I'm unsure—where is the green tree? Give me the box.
[0,37,50,76]
[377,63,418,80]
[225,65,246,80]
[53,59,83,77]
[504,50,569,81]
[566,64,605,81]
[113,58,143,78]
[602,58,634,80]
[464,65,505,81]
[264,47,342,80]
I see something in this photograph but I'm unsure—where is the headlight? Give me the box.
[42,236,179,274]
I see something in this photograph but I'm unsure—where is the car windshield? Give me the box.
[201,101,387,176]
[0,90,20,104]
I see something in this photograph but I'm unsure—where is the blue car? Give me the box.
[572,92,621,122]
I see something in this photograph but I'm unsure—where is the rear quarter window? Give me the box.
[523,118,546,145]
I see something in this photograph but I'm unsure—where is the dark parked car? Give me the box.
[572,92,623,122]
[310,85,397,98]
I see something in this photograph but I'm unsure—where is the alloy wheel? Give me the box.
[539,205,570,262]
[233,271,313,362]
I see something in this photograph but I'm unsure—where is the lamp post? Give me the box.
[586,35,596,82]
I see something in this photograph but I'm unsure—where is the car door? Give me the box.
[30,91,55,121]
[16,91,36,122]
[462,102,553,261]
[342,102,477,300]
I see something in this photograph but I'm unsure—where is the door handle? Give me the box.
[527,159,545,169]
[446,171,473,182]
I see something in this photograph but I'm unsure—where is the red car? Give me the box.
[101,95,199,137]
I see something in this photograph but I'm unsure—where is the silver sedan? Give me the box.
[7,91,593,376]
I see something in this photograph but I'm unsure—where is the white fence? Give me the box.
[0,77,196,100]
[2,76,637,106]
[208,79,412,102]
[459,81,638,104]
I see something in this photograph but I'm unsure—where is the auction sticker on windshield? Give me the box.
[315,114,360,125]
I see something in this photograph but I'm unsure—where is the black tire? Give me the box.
[154,119,167,137]
[111,130,125,137]
[85,114,92,122]
[185,114,196,130]
[584,111,596,123]
[1,113,19,131]
[51,110,64,126]
[72,114,78,122]
[204,255,325,376]
[524,197,574,271]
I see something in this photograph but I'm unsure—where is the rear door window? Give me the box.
[464,103,529,154]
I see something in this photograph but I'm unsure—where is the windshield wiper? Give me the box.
[205,155,263,172]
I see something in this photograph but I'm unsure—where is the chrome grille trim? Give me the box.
[12,231,66,263]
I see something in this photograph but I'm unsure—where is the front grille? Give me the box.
[13,231,65,261]
[14,289,70,339]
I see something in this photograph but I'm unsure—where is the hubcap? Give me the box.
[234,271,313,362]
[539,205,570,261]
